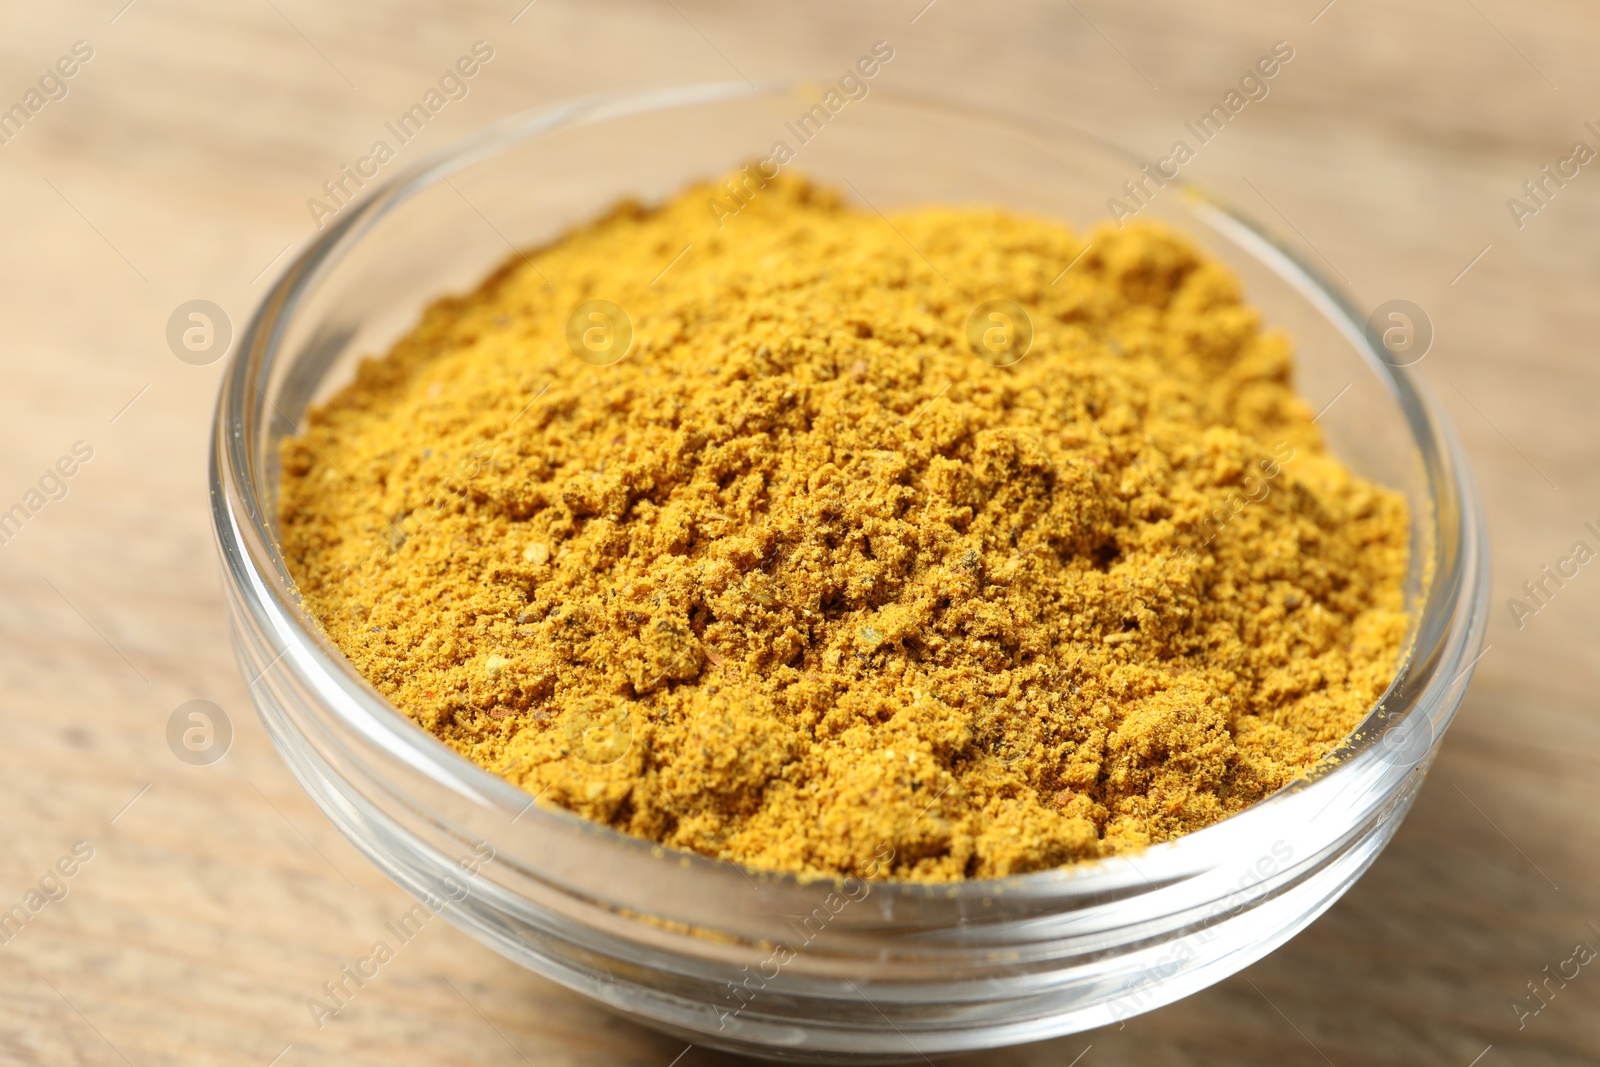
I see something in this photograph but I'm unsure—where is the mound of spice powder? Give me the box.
[279,174,1409,882]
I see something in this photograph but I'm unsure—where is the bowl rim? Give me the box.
[211,79,1491,902]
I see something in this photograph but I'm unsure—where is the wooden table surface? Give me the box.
[2,1,1597,1064]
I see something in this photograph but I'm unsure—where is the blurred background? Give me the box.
[1,1,1596,1064]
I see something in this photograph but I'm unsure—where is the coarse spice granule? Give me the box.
[279,173,1410,883]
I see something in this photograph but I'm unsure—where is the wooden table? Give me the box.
[2,1,1596,1063]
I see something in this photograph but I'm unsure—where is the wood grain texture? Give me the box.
[0,1,1596,1064]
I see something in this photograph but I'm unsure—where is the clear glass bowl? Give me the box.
[210,83,1489,1061]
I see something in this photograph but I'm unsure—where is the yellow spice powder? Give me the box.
[279,174,1409,882]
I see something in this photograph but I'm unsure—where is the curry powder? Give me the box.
[279,174,1409,882]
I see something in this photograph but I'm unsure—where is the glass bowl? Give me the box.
[209,83,1489,1061]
